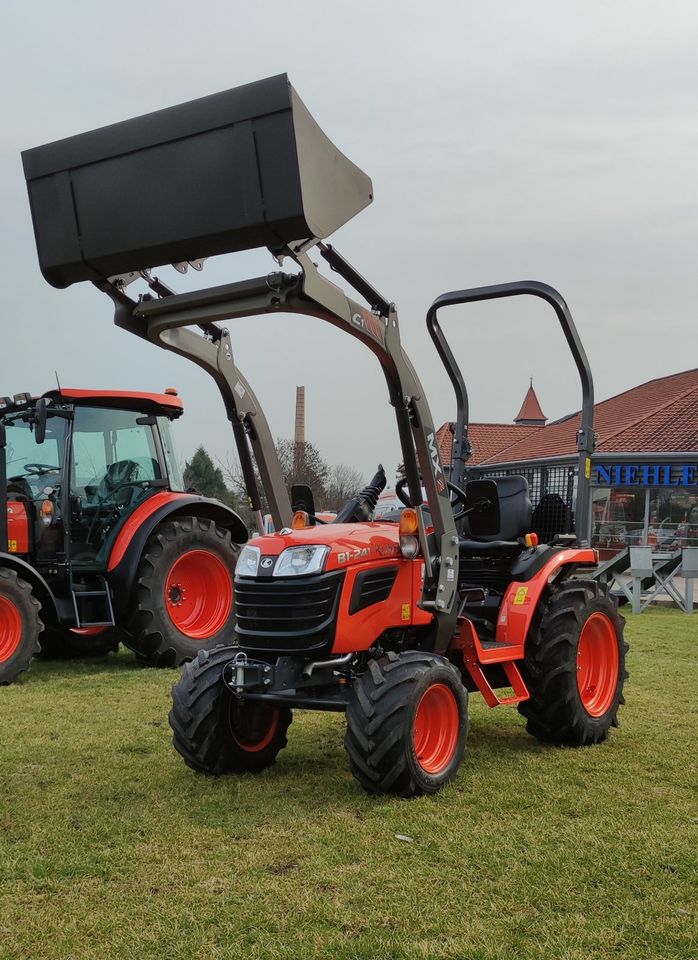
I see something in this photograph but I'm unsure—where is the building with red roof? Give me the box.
[437,370,698,555]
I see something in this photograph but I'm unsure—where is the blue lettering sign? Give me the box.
[593,464,698,487]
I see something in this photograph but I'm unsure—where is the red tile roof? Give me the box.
[438,369,698,467]
[514,383,546,423]
[436,421,543,466]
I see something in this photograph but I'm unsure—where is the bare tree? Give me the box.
[325,462,366,509]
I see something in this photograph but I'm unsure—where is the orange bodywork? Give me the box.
[246,528,599,709]
[251,522,430,653]
[494,548,597,648]
[107,491,192,571]
[47,387,184,414]
[6,502,30,555]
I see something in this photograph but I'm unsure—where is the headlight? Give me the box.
[273,545,329,577]
[237,544,261,577]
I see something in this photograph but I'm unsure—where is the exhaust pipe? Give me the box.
[302,652,354,678]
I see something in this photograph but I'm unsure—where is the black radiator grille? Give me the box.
[349,566,398,614]
[234,570,344,653]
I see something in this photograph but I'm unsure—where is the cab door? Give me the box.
[70,406,165,566]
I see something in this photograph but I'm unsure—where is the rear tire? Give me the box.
[0,568,42,685]
[38,627,121,660]
[126,517,239,667]
[345,650,469,797]
[169,646,292,774]
[518,579,628,746]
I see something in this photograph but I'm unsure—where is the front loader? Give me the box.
[22,74,628,795]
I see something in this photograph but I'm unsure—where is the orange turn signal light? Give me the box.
[164,386,179,396]
[525,532,539,547]
[399,508,419,537]
[40,500,54,526]
[291,510,310,530]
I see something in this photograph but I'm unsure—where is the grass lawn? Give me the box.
[1,608,696,960]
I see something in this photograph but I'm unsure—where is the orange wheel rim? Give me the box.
[0,595,22,663]
[164,549,232,640]
[413,683,459,774]
[230,705,280,753]
[577,612,619,717]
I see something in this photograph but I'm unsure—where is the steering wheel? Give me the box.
[23,463,60,475]
[395,476,468,521]
[86,481,152,543]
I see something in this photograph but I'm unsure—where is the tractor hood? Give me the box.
[241,523,402,576]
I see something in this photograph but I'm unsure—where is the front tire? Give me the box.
[0,568,42,685]
[126,517,239,667]
[345,650,469,798]
[518,579,628,746]
[169,646,292,774]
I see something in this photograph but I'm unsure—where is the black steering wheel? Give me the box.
[395,476,469,521]
[23,463,60,475]
[86,481,151,543]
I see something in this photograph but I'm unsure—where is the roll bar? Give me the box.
[426,281,597,544]
[98,245,460,653]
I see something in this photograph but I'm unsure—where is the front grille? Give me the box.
[234,570,345,653]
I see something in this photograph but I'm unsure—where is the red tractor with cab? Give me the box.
[22,74,628,794]
[0,387,246,683]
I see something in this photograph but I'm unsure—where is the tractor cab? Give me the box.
[2,389,183,572]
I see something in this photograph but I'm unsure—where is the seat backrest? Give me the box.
[95,459,139,501]
[462,475,532,542]
[531,493,573,544]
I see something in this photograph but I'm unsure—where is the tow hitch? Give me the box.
[222,651,355,712]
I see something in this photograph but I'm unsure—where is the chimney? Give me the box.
[294,386,305,446]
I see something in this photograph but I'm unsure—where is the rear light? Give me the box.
[291,510,309,530]
[40,500,54,526]
[399,508,420,559]
[525,532,539,547]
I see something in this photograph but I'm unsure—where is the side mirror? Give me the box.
[291,483,316,521]
[464,479,500,538]
[34,398,47,445]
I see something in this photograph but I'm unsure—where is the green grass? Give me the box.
[1,609,696,960]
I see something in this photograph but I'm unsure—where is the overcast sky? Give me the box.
[1,1,696,488]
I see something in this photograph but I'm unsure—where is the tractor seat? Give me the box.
[94,459,140,502]
[459,475,532,557]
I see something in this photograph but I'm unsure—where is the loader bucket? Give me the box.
[22,74,372,288]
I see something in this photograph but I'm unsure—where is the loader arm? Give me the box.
[99,277,293,533]
[99,246,459,653]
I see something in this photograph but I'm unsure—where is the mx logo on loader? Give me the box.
[427,432,447,494]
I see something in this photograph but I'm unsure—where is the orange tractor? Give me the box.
[0,387,247,683]
[23,74,627,795]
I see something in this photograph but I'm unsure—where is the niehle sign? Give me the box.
[594,464,698,487]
